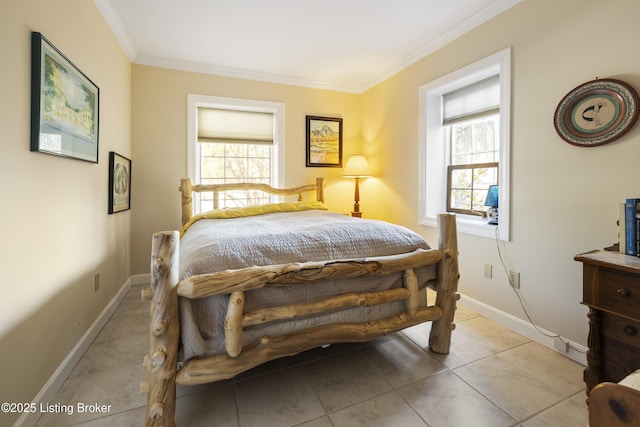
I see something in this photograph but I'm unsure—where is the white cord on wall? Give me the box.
[493,226,585,354]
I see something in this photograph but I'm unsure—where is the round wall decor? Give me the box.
[554,78,639,147]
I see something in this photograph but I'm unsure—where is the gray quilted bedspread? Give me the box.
[178,208,436,360]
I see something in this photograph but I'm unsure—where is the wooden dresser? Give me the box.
[575,250,640,394]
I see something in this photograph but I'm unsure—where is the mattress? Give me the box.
[619,369,640,390]
[178,203,437,360]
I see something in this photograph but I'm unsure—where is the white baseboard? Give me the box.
[130,273,150,286]
[15,278,133,427]
[458,294,587,366]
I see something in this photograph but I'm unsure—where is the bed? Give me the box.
[141,178,460,427]
[589,370,640,427]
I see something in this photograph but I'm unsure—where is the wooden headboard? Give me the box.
[179,177,325,226]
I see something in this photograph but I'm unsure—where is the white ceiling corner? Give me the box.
[96,0,522,94]
[94,0,137,60]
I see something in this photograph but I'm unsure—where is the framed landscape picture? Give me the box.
[108,152,131,214]
[306,116,342,167]
[30,32,99,163]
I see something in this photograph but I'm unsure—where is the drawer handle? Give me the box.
[623,325,637,336]
[617,288,632,298]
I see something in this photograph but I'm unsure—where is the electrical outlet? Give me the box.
[94,273,100,292]
[508,271,520,289]
[483,263,493,279]
[554,337,569,353]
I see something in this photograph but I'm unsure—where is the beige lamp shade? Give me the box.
[342,155,372,178]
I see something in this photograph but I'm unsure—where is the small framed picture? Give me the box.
[306,116,343,167]
[108,152,131,214]
[30,32,99,162]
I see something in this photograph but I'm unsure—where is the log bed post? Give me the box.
[429,213,460,354]
[144,231,180,427]
[180,179,193,227]
[316,177,324,203]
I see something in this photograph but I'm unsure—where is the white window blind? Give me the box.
[443,75,500,125]
[198,108,274,144]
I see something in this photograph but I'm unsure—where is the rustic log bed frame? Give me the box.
[141,178,460,427]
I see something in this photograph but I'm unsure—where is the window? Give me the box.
[419,48,511,240]
[188,94,285,213]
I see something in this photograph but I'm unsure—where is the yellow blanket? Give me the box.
[180,201,327,237]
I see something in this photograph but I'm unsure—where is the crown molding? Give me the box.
[96,0,523,94]
[94,0,137,61]
[134,55,364,94]
[359,0,523,92]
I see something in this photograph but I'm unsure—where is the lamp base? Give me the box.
[486,207,498,225]
[351,212,362,218]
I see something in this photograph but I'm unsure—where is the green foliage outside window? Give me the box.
[447,115,499,215]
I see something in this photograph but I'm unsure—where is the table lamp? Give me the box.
[343,155,372,217]
[484,184,499,225]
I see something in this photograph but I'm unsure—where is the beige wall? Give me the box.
[362,0,640,345]
[0,1,131,424]
[130,66,362,273]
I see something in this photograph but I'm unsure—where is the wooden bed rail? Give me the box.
[179,177,325,226]
[176,248,442,359]
[177,248,443,298]
[177,305,445,386]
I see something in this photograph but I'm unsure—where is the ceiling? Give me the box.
[95,0,521,93]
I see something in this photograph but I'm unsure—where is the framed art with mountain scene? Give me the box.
[306,116,343,167]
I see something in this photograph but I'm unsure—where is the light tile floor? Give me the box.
[35,285,588,426]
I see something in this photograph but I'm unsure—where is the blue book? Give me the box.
[625,198,640,256]
[619,203,627,254]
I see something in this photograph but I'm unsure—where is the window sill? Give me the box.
[421,214,505,240]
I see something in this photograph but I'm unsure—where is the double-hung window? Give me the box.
[445,76,500,216]
[419,48,511,240]
[187,94,285,214]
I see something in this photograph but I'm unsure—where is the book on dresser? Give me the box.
[625,198,640,256]
[619,203,627,254]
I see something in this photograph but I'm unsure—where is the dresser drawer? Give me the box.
[595,269,640,321]
[603,312,640,348]
[602,339,640,382]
